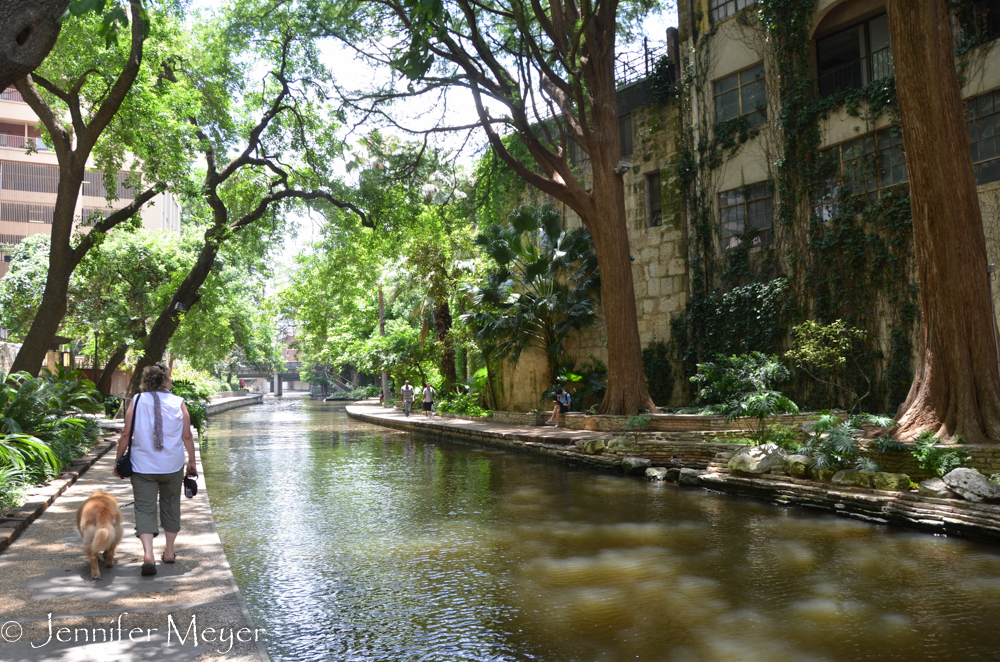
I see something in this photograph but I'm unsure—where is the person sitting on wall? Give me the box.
[546,387,572,429]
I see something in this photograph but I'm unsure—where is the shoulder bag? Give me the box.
[116,394,139,478]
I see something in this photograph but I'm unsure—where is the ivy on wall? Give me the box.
[671,0,920,413]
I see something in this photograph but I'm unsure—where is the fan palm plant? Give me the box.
[465,205,599,386]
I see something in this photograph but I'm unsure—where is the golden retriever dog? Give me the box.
[76,492,123,580]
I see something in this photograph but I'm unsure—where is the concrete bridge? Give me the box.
[235,361,354,396]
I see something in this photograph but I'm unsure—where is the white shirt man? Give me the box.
[400,381,415,417]
[422,384,436,416]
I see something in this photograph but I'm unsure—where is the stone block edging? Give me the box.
[205,393,264,415]
[0,436,117,555]
[348,407,620,471]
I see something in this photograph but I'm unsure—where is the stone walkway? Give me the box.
[0,436,269,661]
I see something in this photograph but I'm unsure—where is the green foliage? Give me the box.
[650,55,678,106]
[474,136,537,227]
[690,352,790,406]
[796,411,904,472]
[642,340,674,406]
[799,420,869,471]
[336,385,381,400]
[0,235,53,337]
[673,279,792,396]
[169,361,225,398]
[723,391,800,444]
[762,423,802,452]
[622,414,652,444]
[0,370,104,509]
[550,355,606,410]
[436,392,491,418]
[346,320,440,389]
[169,380,209,436]
[910,431,972,478]
[465,205,600,384]
[786,320,872,412]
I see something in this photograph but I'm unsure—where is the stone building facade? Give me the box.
[499,0,1000,411]
[500,59,690,410]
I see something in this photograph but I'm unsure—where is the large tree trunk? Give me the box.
[435,299,456,391]
[9,5,147,376]
[9,170,84,376]
[580,17,655,415]
[590,163,656,414]
[0,0,67,90]
[888,0,1000,442]
[96,344,128,394]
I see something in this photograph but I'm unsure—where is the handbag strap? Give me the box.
[126,393,140,451]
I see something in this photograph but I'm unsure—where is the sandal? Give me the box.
[161,553,176,564]
[141,562,157,576]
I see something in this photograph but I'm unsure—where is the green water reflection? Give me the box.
[201,397,1000,661]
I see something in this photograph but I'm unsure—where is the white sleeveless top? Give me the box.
[129,391,186,475]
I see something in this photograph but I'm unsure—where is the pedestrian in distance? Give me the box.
[422,382,436,417]
[546,387,572,429]
[400,380,415,417]
[112,363,197,576]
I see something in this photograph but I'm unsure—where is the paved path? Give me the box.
[0,437,269,662]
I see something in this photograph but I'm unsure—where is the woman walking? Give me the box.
[113,364,197,576]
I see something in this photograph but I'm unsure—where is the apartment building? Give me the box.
[0,86,182,277]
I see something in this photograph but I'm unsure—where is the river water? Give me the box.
[201,397,1000,661]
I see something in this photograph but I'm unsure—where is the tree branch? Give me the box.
[13,74,71,156]
[77,0,146,156]
[72,181,166,264]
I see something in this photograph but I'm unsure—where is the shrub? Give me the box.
[622,414,651,444]
[690,352,789,405]
[910,431,971,477]
[170,380,210,436]
[762,423,802,451]
[0,369,104,508]
[436,392,491,417]
[722,390,799,444]
[797,413,906,472]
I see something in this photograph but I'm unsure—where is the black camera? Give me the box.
[184,474,198,498]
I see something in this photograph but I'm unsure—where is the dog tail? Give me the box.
[91,525,115,553]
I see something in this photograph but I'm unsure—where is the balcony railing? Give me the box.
[616,39,670,87]
[0,134,49,151]
[0,87,24,103]
[817,45,893,98]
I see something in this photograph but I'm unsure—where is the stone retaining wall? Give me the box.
[205,394,264,415]
[211,390,250,400]
[349,407,619,472]
[490,411,548,426]
[560,412,821,432]
[699,472,1000,543]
